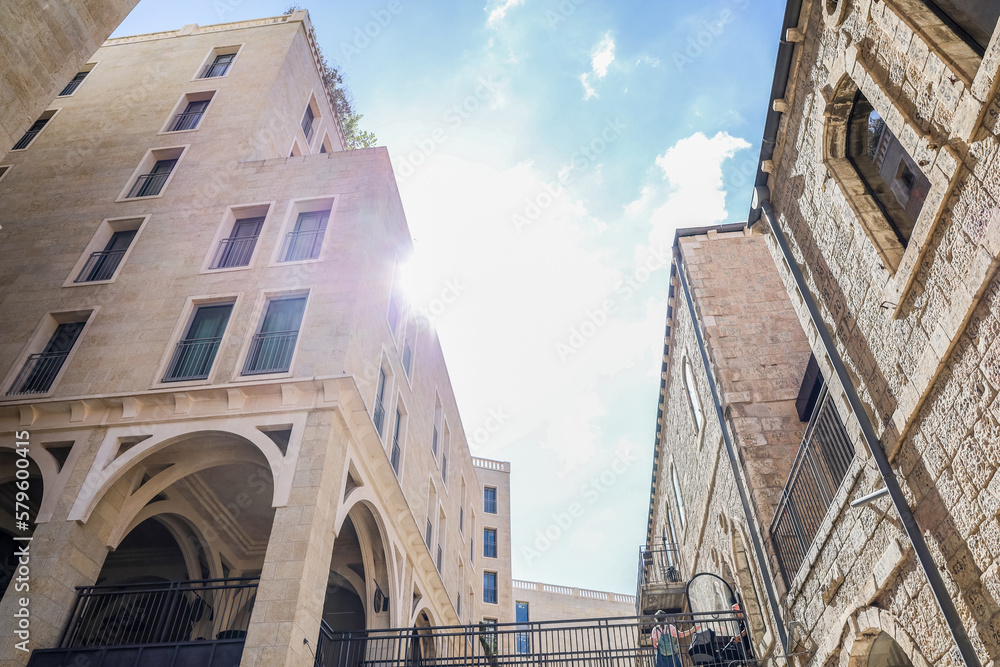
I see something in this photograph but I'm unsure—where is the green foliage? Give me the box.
[285,5,377,149]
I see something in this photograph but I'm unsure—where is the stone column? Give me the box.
[240,410,347,667]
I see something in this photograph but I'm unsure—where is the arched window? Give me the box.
[846,90,930,247]
[683,359,705,433]
[867,632,913,667]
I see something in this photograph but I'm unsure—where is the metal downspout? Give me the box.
[673,246,790,656]
[758,198,981,667]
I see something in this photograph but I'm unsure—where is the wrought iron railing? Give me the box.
[242,330,298,375]
[769,386,856,585]
[314,612,758,667]
[75,249,127,282]
[280,228,326,262]
[13,124,45,150]
[211,235,258,269]
[127,171,170,198]
[60,577,258,647]
[170,110,205,132]
[163,337,223,381]
[6,350,70,395]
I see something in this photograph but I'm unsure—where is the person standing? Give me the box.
[651,610,700,667]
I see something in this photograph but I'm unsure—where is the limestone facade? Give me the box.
[474,458,516,624]
[0,13,495,667]
[647,1,1000,666]
[0,0,139,160]
[511,579,635,621]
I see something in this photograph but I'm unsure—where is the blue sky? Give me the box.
[114,0,784,596]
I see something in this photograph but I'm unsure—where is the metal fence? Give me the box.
[55,577,258,648]
[281,228,326,261]
[6,350,70,395]
[314,612,758,667]
[769,386,856,585]
[127,171,171,198]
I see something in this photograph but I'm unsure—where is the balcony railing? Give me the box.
[210,236,258,269]
[280,228,325,262]
[636,541,683,615]
[27,577,258,667]
[769,386,855,585]
[6,350,70,395]
[127,171,170,198]
[242,330,298,375]
[314,612,758,667]
[170,110,204,132]
[75,249,127,282]
[163,337,223,382]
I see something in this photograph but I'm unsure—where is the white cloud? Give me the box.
[579,33,615,100]
[591,34,615,78]
[645,131,750,249]
[486,0,525,27]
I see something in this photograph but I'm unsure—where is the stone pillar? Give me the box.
[240,411,347,667]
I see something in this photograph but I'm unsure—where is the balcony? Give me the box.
[210,235,258,269]
[314,611,756,666]
[280,228,325,262]
[769,385,856,586]
[636,541,686,615]
[242,330,298,375]
[163,337,223,382]
[27,577,258,667]
[126,171,170,198]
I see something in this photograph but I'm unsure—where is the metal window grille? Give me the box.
[127,159,176,198]
[769,386,856,585]
[242,330,298,375]
[170,101,209,131]
[280,228,325,262]
[75,249,127,282]
[203,53,235,78]
[60,71,89,96]
[163,337,223,381]
[13,118,49,150]
[211,235,258,269]
[7,351,71,395]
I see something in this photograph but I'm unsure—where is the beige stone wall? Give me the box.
[0,0,139,159]
[0,14,490,666]
[755,0,1000,664]
[511,580,635,621]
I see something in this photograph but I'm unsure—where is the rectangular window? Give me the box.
[516,603,530,653]
[170,100,210,132]
[484,487,497,514]
[12,111,56,150]
[280,210,328,262]
[202,53,236,78]
[391,408,403,474]
[59,69,91,96]
[7,322,84,396]
[164,303,233,382]
[402,337,413,378]
[127,158,176,198]
[373,367,387,436]
[75,230,135,283]
[436,544,443,573]
[441,453,448,483]
[483,572,498,604]
[460,506,464,533]
[457,593,462,618]
[425,518,433,548]
[212,216,263,269]
[301,105,315,141]
[470,536,474,562]
[483,529,497,558]
[672,466,687,528]
[242,296,306,375]
[431,424,439,456]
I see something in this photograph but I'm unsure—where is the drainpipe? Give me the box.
[757,193,981,667]
[673,243,790,656]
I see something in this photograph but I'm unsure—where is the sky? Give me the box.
[113,0,784,596]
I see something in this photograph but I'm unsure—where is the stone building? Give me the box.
[1,0,140,160]
[0,12,507,667]
[646,1,1000,667]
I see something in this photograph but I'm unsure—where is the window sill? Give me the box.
[232,369,295,383]
[272,257,323,267]
[151,376,216,390]
[200,264,254,275]
[116,193,166,203]
[62,278,118,288]
[159,128,200,136]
